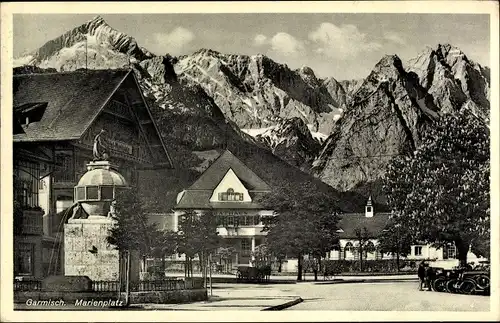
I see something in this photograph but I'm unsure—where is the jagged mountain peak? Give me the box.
[192,48,222,57]
[14,14,152,70]
[298,66,315,75]
[373,54,405,75]
[87,15,106,26]
[406,43,490,122]
[435,43,468,60]
[297,66,318,84]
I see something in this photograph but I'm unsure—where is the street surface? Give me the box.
[283,281,490,311]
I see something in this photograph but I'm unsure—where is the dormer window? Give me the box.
[219,188,243,201]
[14,102,48,127]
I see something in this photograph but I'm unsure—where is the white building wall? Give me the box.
[209,169,252,202]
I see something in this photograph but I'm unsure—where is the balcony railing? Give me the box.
[19,210,44,235]
[53,171,75,183]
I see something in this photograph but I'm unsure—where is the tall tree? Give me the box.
[378,219,413,270]
[383,111,489,266]
[176,210,220,282]
[107,188,155,254]
[353,227,376,272]
[258,180,342,281]
[107,188,162,305]
[149,230,178,279]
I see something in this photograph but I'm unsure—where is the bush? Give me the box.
[322,259,419,274]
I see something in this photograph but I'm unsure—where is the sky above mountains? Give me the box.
[14,13,490,80]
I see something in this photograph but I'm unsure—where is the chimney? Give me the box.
[365,196,373,218]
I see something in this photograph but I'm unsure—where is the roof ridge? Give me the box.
[185,149,227,189]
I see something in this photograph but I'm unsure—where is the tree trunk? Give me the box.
[161,256,166,280]
[396,252,400,272]
[359,246,363,272]
[278,260,282,273]
[455,239,470,267]
[202,251,207,288]
[125,251,131,307]
[314,257,321,282]
[297,254,303,281]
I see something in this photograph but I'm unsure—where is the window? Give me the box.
[14,102,47,125]
[344,242,354,259]
[414,246,423,256]
[445,244,457,259]
[101,186,114,200]
[241,239,251,255]
[75,187,86,201]
[219,188,244,201]
[364,241,375,257]
[15,243,34,276]
[54,152,74,182]
[366,206,372,212]
[86,186,99,200]
[236,215,259,226]
[13,160,40,208]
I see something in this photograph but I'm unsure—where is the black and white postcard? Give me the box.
[1,1,498,322]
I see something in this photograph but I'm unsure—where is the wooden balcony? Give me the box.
[19,210,44,235]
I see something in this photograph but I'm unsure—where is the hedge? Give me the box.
[321,259,421,274]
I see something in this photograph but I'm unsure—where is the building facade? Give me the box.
[13,69,173,279]
[172,150,275,267]
[330,197,486,267]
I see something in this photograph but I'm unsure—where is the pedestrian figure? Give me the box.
[418,261,426,291]
[424,263,433,291]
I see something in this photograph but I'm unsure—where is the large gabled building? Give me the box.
[13,68,173,279]
[173,150,275,267]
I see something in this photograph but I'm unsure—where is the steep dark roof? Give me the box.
[188,150,271,191]
[337,212,391,239]
[175,150,270,210]
[13,69,131,142]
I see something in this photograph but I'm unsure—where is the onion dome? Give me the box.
[77,168,127,187]
[74,161,128,204]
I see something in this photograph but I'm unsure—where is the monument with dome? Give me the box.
[64,130,140,282]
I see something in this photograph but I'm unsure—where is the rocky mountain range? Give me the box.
[174,49,345,135]
[313,46,490,201]
[14,15,490,206]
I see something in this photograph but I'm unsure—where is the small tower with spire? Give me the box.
[365,196,374,218]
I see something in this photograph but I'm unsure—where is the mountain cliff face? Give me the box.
[339,79,364,105]
[174,49,344,135]
[313,46,490,199]
[406,44,490,123]
[252,117,322,171]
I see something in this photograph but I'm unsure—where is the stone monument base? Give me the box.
[64,217,120,281]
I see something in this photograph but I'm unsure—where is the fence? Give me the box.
[92,279,203,292]
[14,280,42,291]
[14,278,203,292]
